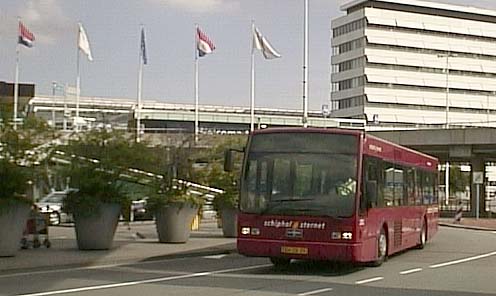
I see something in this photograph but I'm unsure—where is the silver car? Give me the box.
[36,189,77,225]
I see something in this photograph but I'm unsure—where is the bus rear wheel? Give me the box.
[371,228,387,267]
[270,257,291,267]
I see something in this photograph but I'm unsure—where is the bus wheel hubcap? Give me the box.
[421,226,426,245]
[379,234,387,257]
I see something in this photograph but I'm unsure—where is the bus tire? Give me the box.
[417,219,427,249]
[371,227,388,267]
[270,257,291,267]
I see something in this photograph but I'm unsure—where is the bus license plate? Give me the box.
[281,246,308,255]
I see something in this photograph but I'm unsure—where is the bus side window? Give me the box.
[431,172,438,204]
[393,165,404,206]
[422,171,435,205]
[363,156,383,209]
[406,168,416,206]
[383,162,395,207]
[415,170,423,205]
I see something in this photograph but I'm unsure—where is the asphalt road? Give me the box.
[1,227,495,296]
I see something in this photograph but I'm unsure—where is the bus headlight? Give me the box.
[241,227,250,235]
[342,232,353,240]
[251,228,260,235]
[331,232,341,239]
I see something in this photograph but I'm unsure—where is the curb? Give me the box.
[439,222,496,232]
[140,242,237,262]
[0,242,237,274]
[56,221,157,228]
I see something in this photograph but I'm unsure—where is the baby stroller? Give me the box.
[20,206,51,249]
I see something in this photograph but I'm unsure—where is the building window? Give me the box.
[338,57,365,72]
[331,64,339,74]
[338,76,366,91]
[335,95,365,109]
[336,37,365,55]
[331,83,339,92]
[333,18,366,38]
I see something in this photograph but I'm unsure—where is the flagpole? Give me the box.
[76,50,80,132]
[194,24,199,143]
[302,0,309,128]
[63,83,68,131]
[250,21,256,132]
[136,25,144,143]
[76,24,81,133]
[13,26,20,130]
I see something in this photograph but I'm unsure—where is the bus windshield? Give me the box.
[240,132,358,218]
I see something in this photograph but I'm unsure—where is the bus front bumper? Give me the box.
[237,238,366,262]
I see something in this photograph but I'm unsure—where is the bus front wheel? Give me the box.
[371,227,388,267]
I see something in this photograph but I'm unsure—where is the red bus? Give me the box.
[235,128,439,266]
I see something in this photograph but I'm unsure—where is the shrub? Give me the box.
[59,129,133,217]
[0,117,52,211]
[145,181,204,213]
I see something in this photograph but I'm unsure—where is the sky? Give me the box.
[0,0,495,111]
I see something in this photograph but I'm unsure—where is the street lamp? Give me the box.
[437,52,458,129]
[437,52,457,207]
[51,81,57,128]
[51,82,65,130]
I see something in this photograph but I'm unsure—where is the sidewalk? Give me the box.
[439,217,496,231]
[0,219,236,273]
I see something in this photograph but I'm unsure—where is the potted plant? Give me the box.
[0,117,51,256]
[63,165,129,250]
[0,159,31,256]
[209,167,239,238]
[146,181,203,243]
[200,138,244,238]
[59,129,132,250]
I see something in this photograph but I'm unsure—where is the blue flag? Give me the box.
[141,28,147,65]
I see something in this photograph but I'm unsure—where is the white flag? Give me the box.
[253,27,281,59]
[78,23,93,61]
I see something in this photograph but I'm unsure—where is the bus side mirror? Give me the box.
[224,149,234,172]
[365,180,377,208]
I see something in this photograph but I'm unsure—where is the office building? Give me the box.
[331,0,496,127]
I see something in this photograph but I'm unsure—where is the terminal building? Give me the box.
[27,95,366,133]
[331,0,496,127]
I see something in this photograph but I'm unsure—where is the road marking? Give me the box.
[16,264,272,296]
[429,251,496,269]
[399,268,422,275]
[298,287,333,296]
[202,254,228,259]
[355,277,384,285]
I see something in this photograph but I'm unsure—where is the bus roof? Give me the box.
[251,128,438,171]
[252,127,363,137]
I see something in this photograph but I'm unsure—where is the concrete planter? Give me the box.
[74,203,120,250]
[155,203,199,243]
[220,207,238,238]
[0,202,30,257]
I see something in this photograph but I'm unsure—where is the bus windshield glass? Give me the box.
[240,132,358,218]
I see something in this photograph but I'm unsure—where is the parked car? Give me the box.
[36,189,77,225]
[131,198,154,221]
